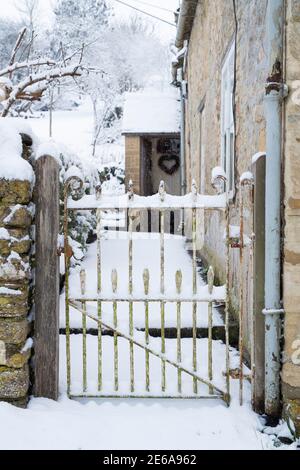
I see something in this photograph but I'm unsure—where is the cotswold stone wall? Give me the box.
[125,136,141,193]
[184,0,268,356]
[282,0,300,436]
[0,137,34,406]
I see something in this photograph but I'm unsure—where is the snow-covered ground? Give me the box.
[30,100,94,157]
[0,394,267,450]
[29,99,124,167]
[0,103,296,451]
[0,348,296,450]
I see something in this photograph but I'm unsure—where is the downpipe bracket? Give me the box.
[265,82,289,99]
[281,83,289,99]
[262,308,285,316]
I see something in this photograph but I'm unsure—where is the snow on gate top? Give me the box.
[122,87,180,135]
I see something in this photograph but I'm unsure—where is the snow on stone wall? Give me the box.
[0,123,34,406]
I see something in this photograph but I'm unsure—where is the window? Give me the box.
[221,41,235,197]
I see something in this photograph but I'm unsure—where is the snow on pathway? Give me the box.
[0,392,268,450]
[0,109,292,451]
[60,334,246,398]
[60,231,224,330]
[60,231,235,398]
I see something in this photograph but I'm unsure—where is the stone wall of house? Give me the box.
[282,0,300,436]
[0,136,34,406]
[184,0,268,356]
[125,136,141,193]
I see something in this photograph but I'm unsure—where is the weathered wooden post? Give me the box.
[35,155,60,400]
[252,154,266,413]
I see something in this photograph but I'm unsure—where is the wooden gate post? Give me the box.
[35,155,60,400]
[252,154,266,413]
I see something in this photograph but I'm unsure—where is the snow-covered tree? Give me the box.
[105,16,171,92]
[53,0,111,51]
[78,14,170,153]
[0,27,100,117]
[86,70,120,156]
[0,19,23,69]
[14,0,41,35]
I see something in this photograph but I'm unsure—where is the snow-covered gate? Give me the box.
[63,172,253,405]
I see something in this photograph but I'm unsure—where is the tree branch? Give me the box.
[9,27,27,70]
[0,59,56,78]
[1,65,82,117]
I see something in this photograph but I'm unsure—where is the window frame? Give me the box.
[221,41,235,199]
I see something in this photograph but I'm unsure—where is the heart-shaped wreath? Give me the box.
[158,154,180,175]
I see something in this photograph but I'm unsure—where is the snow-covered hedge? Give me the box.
[58,144,99,264]
[98,164,125,195]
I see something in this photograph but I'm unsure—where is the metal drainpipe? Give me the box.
[263,0,287,417]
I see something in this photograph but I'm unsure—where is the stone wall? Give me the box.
[282,0,300,436]
[184,0,268,356]
[0,137,34,406]
[125,136,141,193]
[184,0,300,432]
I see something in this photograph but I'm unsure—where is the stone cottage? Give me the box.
[173,0,300,432]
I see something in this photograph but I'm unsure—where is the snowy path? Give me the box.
[0,394,267,450]
[60,231,232,398]
[0,105,287,452]
[60,232,224,330]
[13,231,268,451]
[0,220,274,452]
[60,334,245,398]
[0,110,286,451]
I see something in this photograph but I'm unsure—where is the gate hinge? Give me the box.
[228,233,254,249]
[223,369,252,381]
[57,246,63,257]
[228,237,247,249]
[228,237,243,249]
[57,244,73,259]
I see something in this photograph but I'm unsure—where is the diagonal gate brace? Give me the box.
[69,300,229,404]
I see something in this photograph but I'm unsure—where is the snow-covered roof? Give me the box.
[122,88,180,135]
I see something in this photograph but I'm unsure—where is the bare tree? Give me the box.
[0,28,100,117]
[14,0,41,34]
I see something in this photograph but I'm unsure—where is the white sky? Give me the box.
[0,0,180,42]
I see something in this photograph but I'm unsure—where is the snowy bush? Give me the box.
[98,164,125,195]
[58,144,99,264]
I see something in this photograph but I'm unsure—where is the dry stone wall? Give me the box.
[0,134,34,406]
